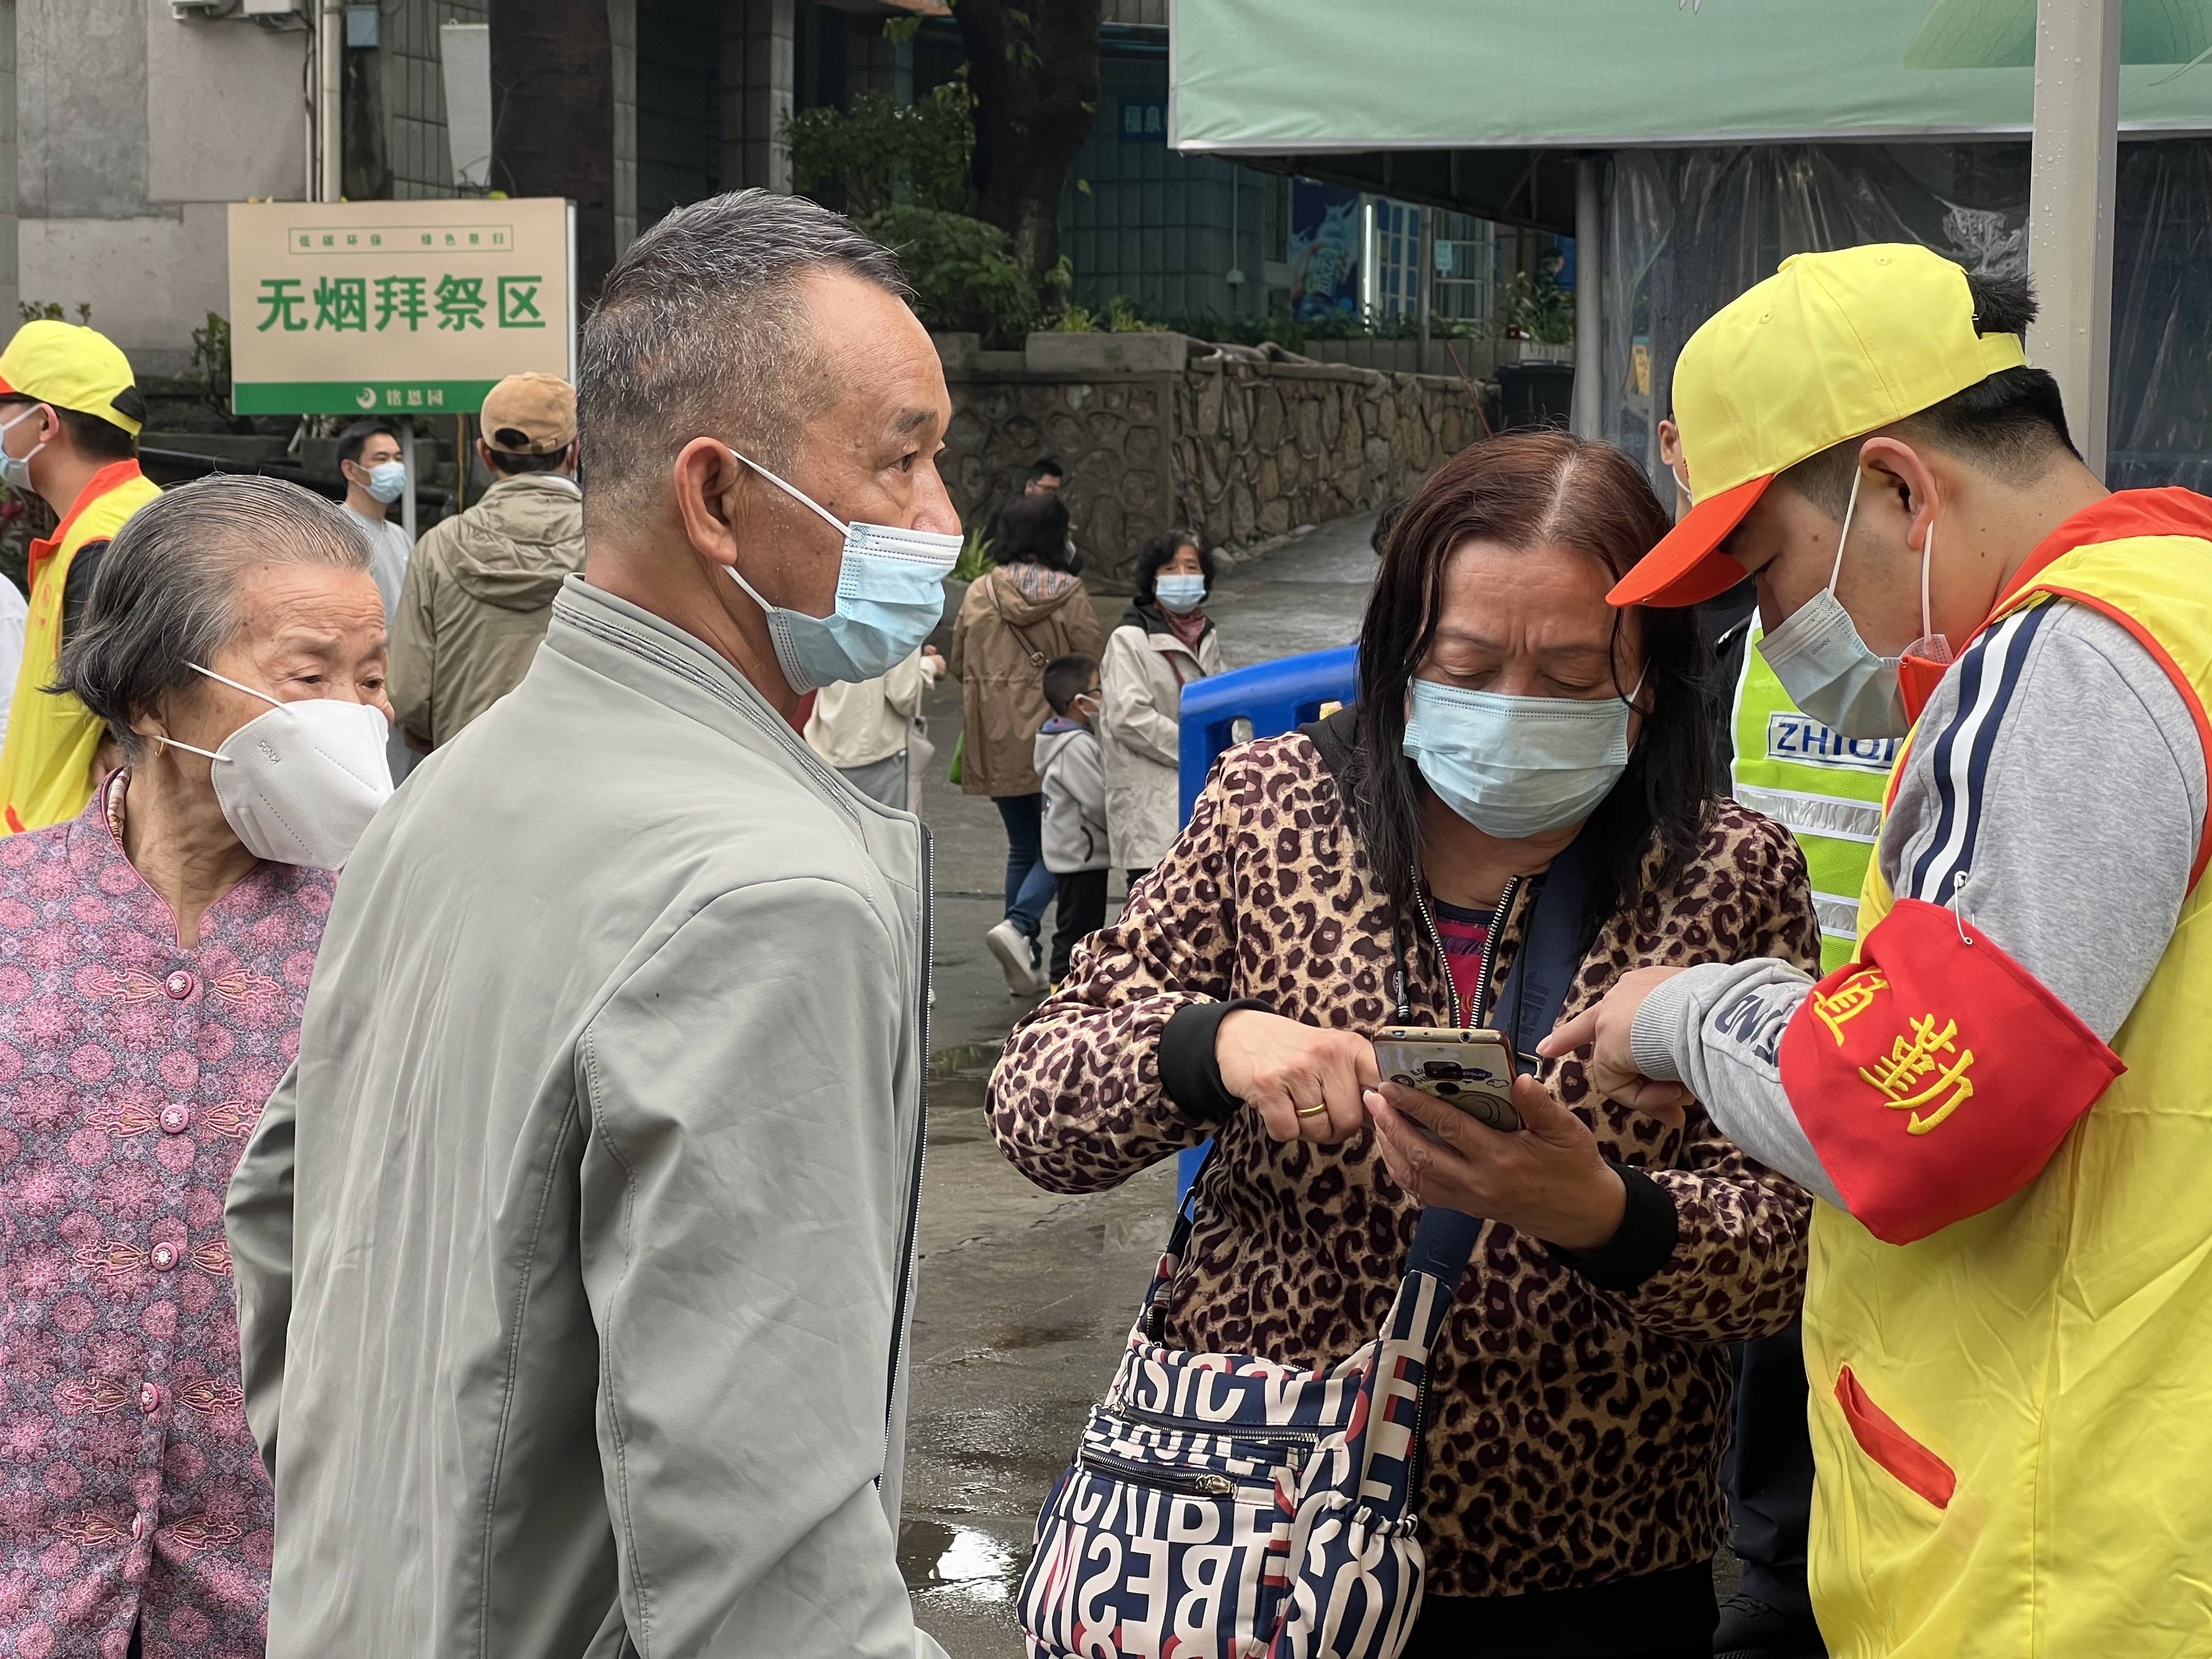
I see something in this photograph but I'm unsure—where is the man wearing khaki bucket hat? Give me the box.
[389,371,585,751]
[1535,244,2212,1657]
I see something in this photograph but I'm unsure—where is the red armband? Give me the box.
[1776,898,2124,1244]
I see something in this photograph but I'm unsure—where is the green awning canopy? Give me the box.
[1170,0,2212,151]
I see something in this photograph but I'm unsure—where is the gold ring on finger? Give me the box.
[1294,1102,1329,1118]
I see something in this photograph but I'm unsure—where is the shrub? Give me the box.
[862,206,1045,346]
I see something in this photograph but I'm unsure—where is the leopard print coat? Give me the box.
[988,727,1821,1600]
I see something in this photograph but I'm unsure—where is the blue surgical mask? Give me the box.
[1154,573,1206,614]
[0,406,47,495]
[365,460,407,505]
[1402,674,1642,839]
[725,447,963,693]
[1756,469,1948,741]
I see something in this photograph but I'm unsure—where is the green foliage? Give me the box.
[786,81,976,219]
[952,527,995,582]
[1051,294,1164,334]
[1497,269,1575,345]
[862,206,1046,346]
[187,312,232,398]
[17,300,92,326]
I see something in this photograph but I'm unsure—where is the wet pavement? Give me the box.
[899,515,1378,1652]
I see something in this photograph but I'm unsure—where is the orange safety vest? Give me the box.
[0,460,161,833]
[1800,489,2212,1657]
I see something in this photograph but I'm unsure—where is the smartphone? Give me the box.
[1372,1027,1522,1132]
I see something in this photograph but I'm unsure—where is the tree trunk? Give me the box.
[956,0,1103,290]
[488,0,617,305]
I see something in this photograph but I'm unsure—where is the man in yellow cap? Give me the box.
[0,320,161,831]
[1541,245,2212,1656]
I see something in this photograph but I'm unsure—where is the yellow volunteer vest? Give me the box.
[0,461,160,833]
[1804,527,2212,1658]
[1730,631,1897,972]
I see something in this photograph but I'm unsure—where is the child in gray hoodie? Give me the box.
[1035,653,1110,985]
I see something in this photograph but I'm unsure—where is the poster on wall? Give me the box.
[1288,181,1361,322]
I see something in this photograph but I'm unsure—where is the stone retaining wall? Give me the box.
[937,333,1480,585]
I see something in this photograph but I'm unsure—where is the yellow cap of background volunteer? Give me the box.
[1608,244,2027,609]
[0,320,145,437]
[479,371,575,456]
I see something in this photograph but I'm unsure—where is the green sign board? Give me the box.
[227,200,574,417]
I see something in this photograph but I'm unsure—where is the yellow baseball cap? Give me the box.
[1609,244,2027,608]
[0,320,145,437]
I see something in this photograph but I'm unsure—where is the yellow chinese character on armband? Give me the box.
[1811,969,1888,1045]
[1859,1014,1974,1135]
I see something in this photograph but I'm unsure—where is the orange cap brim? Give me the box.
[1607,473,1771,608]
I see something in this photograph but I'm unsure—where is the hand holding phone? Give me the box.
[1370,1027,1522,1132]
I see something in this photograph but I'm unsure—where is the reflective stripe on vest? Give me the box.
[1729,629,1889,971]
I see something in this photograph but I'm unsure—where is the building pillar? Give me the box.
[721,0,793,195]
[2024,0,2119,478]
[1570,156,1603,439]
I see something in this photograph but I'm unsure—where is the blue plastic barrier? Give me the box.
[1169,645,1361,1204]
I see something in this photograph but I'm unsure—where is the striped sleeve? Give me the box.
[1899,600,2055,907]
[1879,597,2204,1043]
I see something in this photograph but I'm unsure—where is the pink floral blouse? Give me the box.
[0,781,331,1658]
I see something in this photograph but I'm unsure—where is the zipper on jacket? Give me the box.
[1078,1449,1238,1497]
[881,822,932,1474]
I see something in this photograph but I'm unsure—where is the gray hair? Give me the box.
[575,188,911,530]
[54,473,373,759]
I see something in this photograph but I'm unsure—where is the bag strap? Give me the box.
[988,579,1051,668]
[1492,827,1592,1076]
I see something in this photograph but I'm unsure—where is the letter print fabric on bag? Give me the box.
[1017,1194,1477,1658]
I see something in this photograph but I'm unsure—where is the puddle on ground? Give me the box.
[987,1318,1091,1352]
[929,1040,1005,1082]
[900,1518,1023,1604]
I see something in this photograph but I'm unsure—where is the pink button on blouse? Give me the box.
[0,780,334,1656]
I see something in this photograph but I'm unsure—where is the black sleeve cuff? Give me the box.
[1158,997,1273,1123]
[1546,1164,1679,1294]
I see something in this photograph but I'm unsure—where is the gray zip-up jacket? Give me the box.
[227,576,943,1659]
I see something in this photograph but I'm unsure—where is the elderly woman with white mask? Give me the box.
[0,475,389,1658]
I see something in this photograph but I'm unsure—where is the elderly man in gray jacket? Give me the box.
[227,191,959,1658]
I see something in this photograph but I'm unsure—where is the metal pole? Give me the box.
[317,0,344,202]
[1571,156,1602,438]
[399,417,418,542]
[1418,211,1434,375]
[2024,0,2120,479]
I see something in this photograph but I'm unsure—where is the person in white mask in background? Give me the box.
[229,189,955,1659]
[1099,526,1225,886]
[0,476,390,1659]
[335,417,420,783]
[336,418,413,619]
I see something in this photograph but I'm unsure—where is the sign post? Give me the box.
[227,198,576,419]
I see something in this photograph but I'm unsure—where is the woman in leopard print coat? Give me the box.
[989,433,1821,1658]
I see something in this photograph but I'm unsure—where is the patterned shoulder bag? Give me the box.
[1017,1194,1480,1658]
[1016,830,1594,1658]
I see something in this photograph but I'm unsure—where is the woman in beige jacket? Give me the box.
[949,491,1103,993]
[1100,528,1224,881]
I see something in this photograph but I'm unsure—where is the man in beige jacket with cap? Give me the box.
[390,370,586,750]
